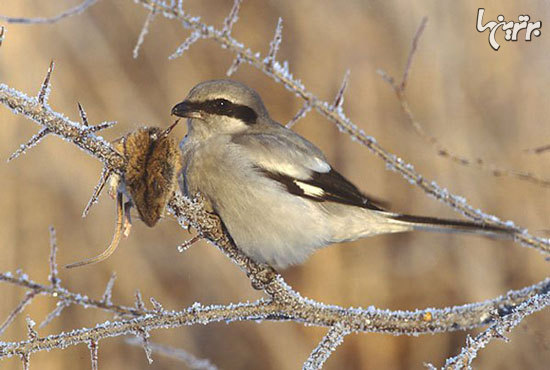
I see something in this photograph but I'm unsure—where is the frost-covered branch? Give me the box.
[303,323,349,370]
[440,292,550,369]
[0,0,99,24]
[376,17,550,188]
[2,70,549,365]
[134,0,550,258]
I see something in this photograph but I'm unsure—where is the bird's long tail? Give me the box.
[383,212,514,239]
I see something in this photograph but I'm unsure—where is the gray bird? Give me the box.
[172,80,510,269]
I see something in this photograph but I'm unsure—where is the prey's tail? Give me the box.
[384,212,514,239]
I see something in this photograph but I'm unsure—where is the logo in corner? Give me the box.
[476,8,542,51]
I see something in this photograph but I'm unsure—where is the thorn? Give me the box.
[82,167,112,218]
[101,273,117,305]
[331,69,350,111]
[149,297,164,312]
[25,316,38,341]
[77,102,89,126]
[227,53,243,77]
[38,60,55,106]
[222,0,242,36]
[7,128,50,162]
[48,226,60,288]
[176,0,184,15]
[177,235,201,252]
[168,30,201,60]
[286,101,311,129]
[265,17,283,68]
[135,289,146,310]
[88,121,117,133]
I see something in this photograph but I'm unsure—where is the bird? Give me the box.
[171,79,511,270]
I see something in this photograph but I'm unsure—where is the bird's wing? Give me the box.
[231,132,385,211]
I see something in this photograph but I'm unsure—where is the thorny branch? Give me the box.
[1,57,549,369]
[0,0,549,368]
[376,17,550,188]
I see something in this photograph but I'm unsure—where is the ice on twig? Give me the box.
[48,226,60,287]
[222,0,242,36]
[226,53,243,76]
[286,101,311,129]
[89,340,99,370]
[331,69,350,111]
[38,60,54,106]
[101,273,117,305]
[169,30,201,60]
[0,290,37,336]
[264,18,283,68]
[39,300,70,329]
[133,7,158,59]
[7,128,50,162]
[82,167,112,217]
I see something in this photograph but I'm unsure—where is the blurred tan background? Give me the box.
[1,1,549,369]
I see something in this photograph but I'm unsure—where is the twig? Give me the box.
[48,226,60,288]
[101,273,117,305]
[264,17,283,68]
[89,340,99,370]
[0,0,99,24]
[286,101,311,128]
[377,18,550,188]
[0,291,37,336]
[133,6,157,59]
[399,17,427,92]
[222,0,242,37]
[303,323,349,370]
[82,167,112,217]
[442,292,550,369]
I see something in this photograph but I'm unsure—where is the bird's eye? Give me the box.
[215,99,229,107]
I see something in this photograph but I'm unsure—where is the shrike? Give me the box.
[172,80,510,269]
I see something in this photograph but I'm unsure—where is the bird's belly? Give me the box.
[217,184,333,269]
[185,157,331,268]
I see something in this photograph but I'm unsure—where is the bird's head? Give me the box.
[171,79,269,138]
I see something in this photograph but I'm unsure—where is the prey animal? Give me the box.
[172,80,512,270]
[66,121,182,268]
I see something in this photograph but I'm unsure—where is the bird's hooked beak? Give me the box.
[171,100,204,120]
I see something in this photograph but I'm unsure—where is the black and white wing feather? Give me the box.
[231,132,385,211]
